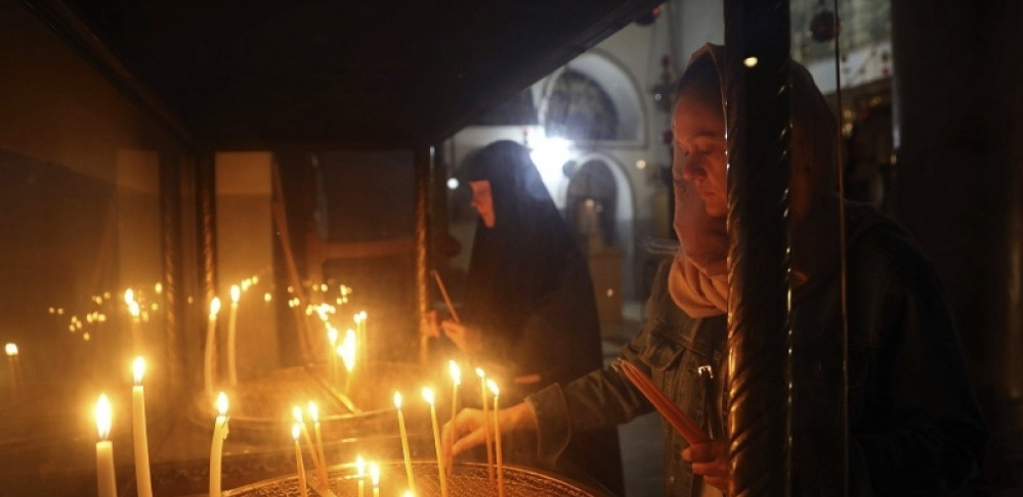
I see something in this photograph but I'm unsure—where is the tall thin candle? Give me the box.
[204,298,221,398]
[476,368,494,481]
[422,388,448,497]
[125,289,142,354]
[5,343,19,401]
[370,462,380,497]
[394,392,416,493]
[292,424,309,497]
[293,407,323,477]
[210,392,230,497]
[227,285,240,385]
[95,394,117,497]
[356,455,366,497]
[327,326,339,383]
[131,357,153,497]
[308,402,329,485]
[447,361,461,476]
[488,379,505,497]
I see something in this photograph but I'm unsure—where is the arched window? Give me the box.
[543,69,618,141]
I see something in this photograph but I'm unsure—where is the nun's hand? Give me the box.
[682,440,730,493]
[441,321,482,354]
[421,310,441,338]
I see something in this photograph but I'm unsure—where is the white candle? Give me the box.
[293,406,323,476]
[356,455,365,497]
[95,394,117,497]
[210,392,230,497]
[131,357,153,497]
[204,298,221,398]
[447,361,461,476]
[327,326,339,383]
[422,387,448,497]
[487,380,504,497]
[394,392,416,493]
[125,289,142,354]
[477,368,494,481]
[292,424,309,497]
[370,462,380,497]
[227,285,240,385]
[308,402,329,485]
[5,343,20,400]
[340,329,357,394]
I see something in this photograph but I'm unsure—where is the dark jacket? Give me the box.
[528,221,987,496]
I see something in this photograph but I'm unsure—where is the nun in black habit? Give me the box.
[439,139,624,495]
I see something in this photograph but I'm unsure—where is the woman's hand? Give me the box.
[421,310,441,338]
[682,440,730,492]
[443,402,538,458]
[441,320,482,354]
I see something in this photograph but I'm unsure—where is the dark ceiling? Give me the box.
[44,0,661,149]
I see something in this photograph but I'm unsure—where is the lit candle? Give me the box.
[292,424,309,497]
[340,329,357,394]
[394,392,415,493]
[95,394,117,497]
[131,357,153,497]
[356,455,366,497]
[227,285,240,385]
[447,361,461,475]
[210,392,230,497]
[204,298,221,398]
[5,343,20,400]
[327,326,339,383]
[422,387,448,497]
[370,462,381,497]
[293,406,323,478]
[125,289,142,354]
[354,311,367,369]
[487,379,504,497]
[477,368,494,481]
[308,401,329,485]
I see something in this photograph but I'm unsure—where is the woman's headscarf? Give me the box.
[669,44,845,316]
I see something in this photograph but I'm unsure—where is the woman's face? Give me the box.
[673,90,728,217]
[470,180,495,228]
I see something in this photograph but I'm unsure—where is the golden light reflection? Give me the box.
[95,394,112,440]
[216,391,229,416]
[132,356,146,385]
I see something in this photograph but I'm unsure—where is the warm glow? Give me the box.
[446,177,460,190]
[4,343,18,356]
[216,392,229,416]
[230,285,240,304]
[210,297,221,318]
[128,301,141,318]
[487,379,500,397]
[393,391,403,409]
[476,367,485,379]
[356,455,366,476]
[292,406,303,423]
[132,356,146,385]
[264,292,272,303]
[370,462,380,486]
[743,56,759,68]
[95,394,112,440]
[404,492,414,497]
[339,330,357,371]
[124,289,135,305]
[421,387,435,405]
[327,326,338,345]
[154,282,163,294]
[291,423,301,441]
[308,401,319,422]
[449,360,461,386]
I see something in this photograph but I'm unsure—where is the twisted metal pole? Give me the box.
[723,1,793,496]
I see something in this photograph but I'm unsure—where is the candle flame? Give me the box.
[327,326,338,345]
[4,343,18,356]
[132,356,146,385]
[370,462,380,486]
[393,391,402,409]
[95,394,112,440]
[210,297,221,317]
[421,387,435,405]
[404,492,414,497]
[216,391,229,416]
[292,405,303,423]
[124,289,135,305]
[154,282,163,294]
[356,455,365,476]
[264,292,272,303]
[449,360,461,385]
[308,401,319,422]
[291,423,301,441]
[339,330,357,371]
[231,285,240,303]
[487,379,500,397]
[128,301,141,318]
[475,367,485,379]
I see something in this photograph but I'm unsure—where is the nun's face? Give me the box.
[470,180,495,228]
[673,90,728,217]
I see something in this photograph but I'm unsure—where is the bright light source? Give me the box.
[530,136,572,173]
[635,159,647,170]
[743,57,759,68]
[446,178,460,190]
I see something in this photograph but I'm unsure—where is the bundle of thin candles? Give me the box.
[614,359,709,445]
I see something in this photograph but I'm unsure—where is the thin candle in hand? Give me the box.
[131,357,153,497]
[95,394,117,497]
[487,379,505,497]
